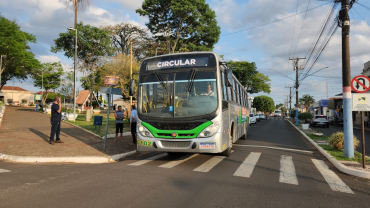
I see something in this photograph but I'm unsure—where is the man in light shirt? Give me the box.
[201,85,214,96]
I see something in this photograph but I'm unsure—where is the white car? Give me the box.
[258,114,266,120]
[254,113,261,122]
[274,110,282,117]
[249,113,257,124]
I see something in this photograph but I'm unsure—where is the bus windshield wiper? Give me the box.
[154,72,167,90]
[187,69,197,92]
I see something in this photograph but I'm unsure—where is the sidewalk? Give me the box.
[0,106,136,162]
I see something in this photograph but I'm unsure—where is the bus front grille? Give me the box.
[161,141,191,148]
[148,122,204,130]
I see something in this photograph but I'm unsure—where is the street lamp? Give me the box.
[68,27,77,122]
[0,55,6,91]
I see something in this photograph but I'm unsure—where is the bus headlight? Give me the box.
[138,124,153,138]
[198,121,220,138]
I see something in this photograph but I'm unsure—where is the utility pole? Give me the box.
[285,86,292,117]
[289,57,306,125]
[130,40,133,106]
[339,0,354,158]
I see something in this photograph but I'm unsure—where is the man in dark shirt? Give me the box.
[49,97,64,145]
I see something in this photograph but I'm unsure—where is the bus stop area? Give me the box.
[0,106,137,163]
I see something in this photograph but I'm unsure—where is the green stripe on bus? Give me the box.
[141,121,212,139]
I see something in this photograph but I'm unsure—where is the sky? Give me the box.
[1,0,370,105]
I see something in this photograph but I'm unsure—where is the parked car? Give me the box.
[254,113,261,122]
[249,113,257,124]
[329,117,344,126]
[259,113,266,120]
[310,115,329,128]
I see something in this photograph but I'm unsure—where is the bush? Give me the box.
[21,99,27,104]
[298,113,313,123]
[92,101,99,109]
[30,103,35,106]
[329,131,359,150]
[61,107,67,112]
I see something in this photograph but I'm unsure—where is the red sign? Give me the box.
[351,75,370,93]
[104,75,119,86]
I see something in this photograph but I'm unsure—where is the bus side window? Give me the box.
[234,79,238,104]
[221,72,227,101]
[228,78,233,102]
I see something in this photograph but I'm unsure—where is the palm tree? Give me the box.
[65,0,90,28]
[299,94,315,112]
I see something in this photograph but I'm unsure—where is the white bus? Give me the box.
[129,52,250,157]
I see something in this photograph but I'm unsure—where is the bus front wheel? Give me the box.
[221,128,233,157]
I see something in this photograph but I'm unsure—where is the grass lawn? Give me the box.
[306,133,329,141]
[66,114,130,137]
[319,144,370,163]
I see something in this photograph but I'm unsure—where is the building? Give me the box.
[0,86,34,105]
[75,90,97,111]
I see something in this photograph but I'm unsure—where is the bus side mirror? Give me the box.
[129,79,135,96]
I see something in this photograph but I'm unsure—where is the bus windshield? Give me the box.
[138,70,218,118]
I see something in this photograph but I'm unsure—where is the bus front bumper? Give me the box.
[136,133,224,153]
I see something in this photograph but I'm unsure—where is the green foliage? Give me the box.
[298,112,313,121]
[136,0,221,53]
[305,133,329,141]
[227,61,271,94]
[319,145,370,163]
[0,15,41,89]
[32,62,64,104]
[281,107,287,114]
[252,95,275,113]
[329,131,359,150]
[21,99,27,104]
[276,103,283,109]
[299,94,315,112]
[29,103,35,106]
[92,101,99,108]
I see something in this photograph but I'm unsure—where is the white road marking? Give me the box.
[233,144,313,154]
[279,155,298,185]
[233,152,261,178]
[128,153,168,166]
[312,159,354,194]
[0,169,11,173]
[193,151,234,172]
[158,154,199,168]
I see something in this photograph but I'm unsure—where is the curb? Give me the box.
[102,132,131,139]
[287,120,370,179]
[0,150,137,164]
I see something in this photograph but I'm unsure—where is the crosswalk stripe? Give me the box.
[233,152,261,178]
[0,169,11,173]
[128,153,168,166]
[279,155,298,185]
[193,151,234,172]
[312,159,354,194]
[159,154,199,168]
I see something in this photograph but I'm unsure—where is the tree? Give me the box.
[227,61,271,94]
[65,0,90,28]
[59,71,74,102]
[299,94,315,112]
[103,54,140,97]
[281,107,287,114]
[51,22,113,115]
[103,23,154,61]
[136,0,221,53]
[32,62,64,104]
[252,95,275,113]
[0,15,41,90]
[276,103,283,109]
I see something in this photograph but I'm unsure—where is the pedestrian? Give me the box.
[130,105,137,145]
[35,101,39,112]
[49,97,64,145]
[114,105,124,142]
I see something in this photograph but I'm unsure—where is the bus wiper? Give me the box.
[187,69,197,92]
[155,72,167,90]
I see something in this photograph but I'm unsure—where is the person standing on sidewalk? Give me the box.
[114,105,124,142]
[130,105,137,145]
[35,101,39,112]
[49,97,64,145]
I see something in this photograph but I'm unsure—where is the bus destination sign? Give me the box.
[146,57,209,71]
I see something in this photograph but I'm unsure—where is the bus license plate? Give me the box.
[200,143,215,149]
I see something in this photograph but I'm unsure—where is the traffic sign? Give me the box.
[300,104,305,109]
[351,75,370,93]
[352,93,370,111]
[336,109,339,112]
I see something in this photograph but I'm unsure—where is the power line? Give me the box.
[293,0,312,58]
[352,6,370,26]
[289,0,300,59]
[221,2,331,36]
[356,2,370,11]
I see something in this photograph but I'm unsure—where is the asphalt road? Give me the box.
[311,124,370,156]
[1,118,370,208]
